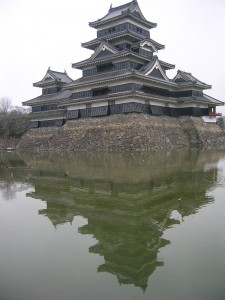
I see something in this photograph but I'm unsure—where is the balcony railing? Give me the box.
[209,112,222,117]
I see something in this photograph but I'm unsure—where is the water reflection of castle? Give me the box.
[0,151,220,289]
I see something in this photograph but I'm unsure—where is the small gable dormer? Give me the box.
[144,59,169,81]
[173,70,211,89]
[33,68,73,95]
[140,41,158,53]
[174,76,186,83]
[90,42,118,61]
[44,75,53,81]
[131,41,158,59]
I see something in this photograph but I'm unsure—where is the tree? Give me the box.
[0,97,12,115]
[0,97,31,138]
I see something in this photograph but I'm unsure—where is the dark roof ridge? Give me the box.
[178,69,209,85]
[48,69,73,82]
[158,59,175,70]
[89,1,156,29]
[49,69,68,75]
[108,0,135,12]
[178,69,192,75]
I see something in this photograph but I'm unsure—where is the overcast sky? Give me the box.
[1,0,225,114]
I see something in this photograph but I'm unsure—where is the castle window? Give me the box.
[42,87,60,95]
[32,104,57,112]
[97,62,113,73]
[92,87,109,97]
[192,91,203,97]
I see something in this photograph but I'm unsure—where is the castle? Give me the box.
[23,0,223,128]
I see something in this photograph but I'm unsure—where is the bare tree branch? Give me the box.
[0,97,30,138]
[0,97,12,114]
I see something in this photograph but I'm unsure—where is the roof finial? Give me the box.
[109,3,112,10]
[64,69,67,73]
[48,66,51,70]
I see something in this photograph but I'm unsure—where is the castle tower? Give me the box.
[23,0,223,127]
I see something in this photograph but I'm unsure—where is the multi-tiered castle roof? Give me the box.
[23,0,223,128]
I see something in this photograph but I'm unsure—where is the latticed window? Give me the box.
[42,87,60,95]
[32,104,57,112]
[97,63,114,73]
[192,91,203,97]
[141,85,169,97]
[92,87,109,97]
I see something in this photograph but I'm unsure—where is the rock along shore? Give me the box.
[17,114,225,152]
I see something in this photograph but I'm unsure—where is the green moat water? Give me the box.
[0,150,225,300]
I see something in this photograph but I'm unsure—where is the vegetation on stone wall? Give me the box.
[0,97,31,138]
[217,116,225,130]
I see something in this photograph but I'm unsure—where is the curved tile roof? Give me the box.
[89,0,156,29]
[33,68,73,87]
[23,90,72,106]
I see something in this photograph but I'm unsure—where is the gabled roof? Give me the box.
[89,0,156,29]
[140,57,170,81]
[89,42,118,60]
[173,70,211,89]
[33,68,73,87]
[131,38,165,52]
[147,38,165,51]
[132,40,158,53]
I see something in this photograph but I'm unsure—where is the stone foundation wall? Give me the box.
[179,116,225,149]
[17,114,225,152]
[192,117,225,149]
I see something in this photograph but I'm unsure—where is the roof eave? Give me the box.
[33,80,66,88]
[159,60,175,70]
[195,84,211,90]
[81,31,163,50]
[72,51,150,69]
[33,81,54,88]
[149,39,165,50]
[22,98,58,106]
[89,13,156,29]
[175,82,211,90]
[66,71,177,90]
[60,90,178,107]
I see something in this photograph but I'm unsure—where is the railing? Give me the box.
[209,112,222,116]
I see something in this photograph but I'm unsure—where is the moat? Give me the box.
[0,150,225,300]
